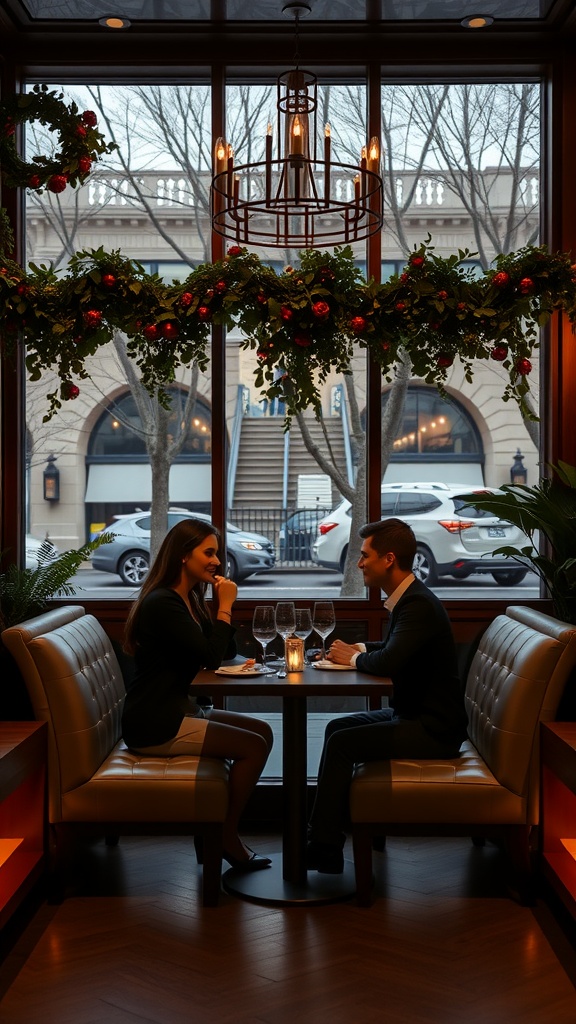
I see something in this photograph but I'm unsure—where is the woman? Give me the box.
[123,517,273,871]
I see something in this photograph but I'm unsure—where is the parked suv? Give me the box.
[311,482,529,586]
[92,510,275,586]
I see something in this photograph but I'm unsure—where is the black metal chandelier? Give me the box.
[211,2,383,249]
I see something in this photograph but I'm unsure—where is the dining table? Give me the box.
[195,660,392,906]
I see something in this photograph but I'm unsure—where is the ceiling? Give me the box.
[0,0,573,30]
[1,0,576,67]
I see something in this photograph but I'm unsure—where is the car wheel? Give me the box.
[338,545,349,573]
[227,554,239,582]
[118,551,149,586]
[492,568,528,586]
[412,545,438,586]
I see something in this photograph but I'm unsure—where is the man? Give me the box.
[307,517,468,873]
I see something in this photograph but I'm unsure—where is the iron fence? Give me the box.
[228,506,333,567]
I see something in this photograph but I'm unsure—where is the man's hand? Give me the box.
[326,639,363,666]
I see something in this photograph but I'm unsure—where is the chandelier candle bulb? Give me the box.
[291,115,303,155]
[360,145,367,198]
[285,637,305,672]
[368,137,380,174]
[265,123,273,200]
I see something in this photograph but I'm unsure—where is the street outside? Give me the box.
[71,565,541,602]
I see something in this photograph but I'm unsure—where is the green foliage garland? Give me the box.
[1,238,576,421]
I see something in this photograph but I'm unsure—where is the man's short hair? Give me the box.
[359,517,417,571]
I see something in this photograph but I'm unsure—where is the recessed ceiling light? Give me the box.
[98,16,131,29]
[461,14,494,29]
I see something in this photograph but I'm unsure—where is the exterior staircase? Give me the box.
[232,416,348,510]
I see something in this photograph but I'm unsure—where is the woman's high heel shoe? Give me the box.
[223,849,272,872]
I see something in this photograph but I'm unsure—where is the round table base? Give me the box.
[222,852,357,906]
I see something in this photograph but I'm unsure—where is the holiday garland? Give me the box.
[0,85,115,192]
[1,239,575,421]
[0,86,575,421]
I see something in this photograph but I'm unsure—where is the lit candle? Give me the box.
[227,144,234,198]
[265,122,272,201]
[360,145,367,197]
[354,173,361,202]
[214,137,227,175]
[368,136,380,174]
[285,637,305,672]
[291,115,303,155]
[324,122,331,203]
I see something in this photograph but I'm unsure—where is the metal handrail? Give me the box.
[227,385,246,503]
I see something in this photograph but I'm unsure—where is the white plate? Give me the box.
[214,666,265,677]
[311,660,354,671]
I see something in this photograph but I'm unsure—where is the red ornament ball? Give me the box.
[349,316,367,334]
[27,173,41,189]
[180,292,194,308]
[82,110,98,127]
[395,301,406,312]
[78,156,92,174]
[437,290,448,301]
[319,267,335,282]
[399,273,409,283]
[83,309,102,328]
[437,354,454,368]
[161,321,179,340]
[410,255,425,267]
[227,245,242,257]
[215,280,227,294]
[312,300,330,321]
[143,324,159,341]
[492,271,510,288]
[76,125,87,139]
[518,277,535,295]
[16,283,29,296]
[515,357,532,375]
[101,273,116,289]
[490,345,508,362]
[257,292,268,305]
[457,302,467,311]
[47,174,68,194]
[294,333,312,347]
[197,305,212,322]
[280,306,294,322]
[64,382,80,401]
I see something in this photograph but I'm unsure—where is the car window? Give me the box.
[380,497,398,515]
[396,493,443,515]
[452,497,494,519]
[135,516,151,531]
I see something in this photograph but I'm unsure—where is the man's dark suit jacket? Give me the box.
[355,577,468,746]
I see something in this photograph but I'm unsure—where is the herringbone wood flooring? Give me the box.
[1,834,575,1024]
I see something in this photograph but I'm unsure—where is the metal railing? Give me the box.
[228,506,333,567]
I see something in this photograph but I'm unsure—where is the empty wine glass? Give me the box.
[312,601,336,660]
[275,601,297,672]
[252,605,277,673]
[294,608,313,659]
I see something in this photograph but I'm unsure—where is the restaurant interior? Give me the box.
[2,2,576,1021]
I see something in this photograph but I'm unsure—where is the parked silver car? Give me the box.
[311,482,530,586]
[92,511,275,585]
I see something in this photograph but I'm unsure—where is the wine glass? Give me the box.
[312,601,336,660]
[275,601,297,672]
[252,605,277,673]
[294,608,313,659]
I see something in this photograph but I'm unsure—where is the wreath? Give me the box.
[0,85,115,193]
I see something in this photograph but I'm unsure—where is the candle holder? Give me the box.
[285,637,305,672]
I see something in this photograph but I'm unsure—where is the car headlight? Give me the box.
[239,541,263,550]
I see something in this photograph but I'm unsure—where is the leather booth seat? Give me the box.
[2,605,229,906]
[350,605,576,904]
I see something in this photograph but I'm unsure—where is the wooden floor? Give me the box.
[1,833,576,1024]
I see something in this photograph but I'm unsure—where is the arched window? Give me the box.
[88,387,212,461]
[382,386,483,469]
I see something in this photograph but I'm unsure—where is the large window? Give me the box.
[23,75,541,604]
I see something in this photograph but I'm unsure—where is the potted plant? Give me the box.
[460,461,576,624]
[0,532,113,718]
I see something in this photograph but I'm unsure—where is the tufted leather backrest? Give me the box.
[465,604,576,814]
[2,606,125,820]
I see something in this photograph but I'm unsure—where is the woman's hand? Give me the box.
[213,574,238,610]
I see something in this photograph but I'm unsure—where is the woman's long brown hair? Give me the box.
[123,518,222,655]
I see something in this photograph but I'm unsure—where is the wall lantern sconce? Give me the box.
[43,454,60,502]
[510,449,527,486]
